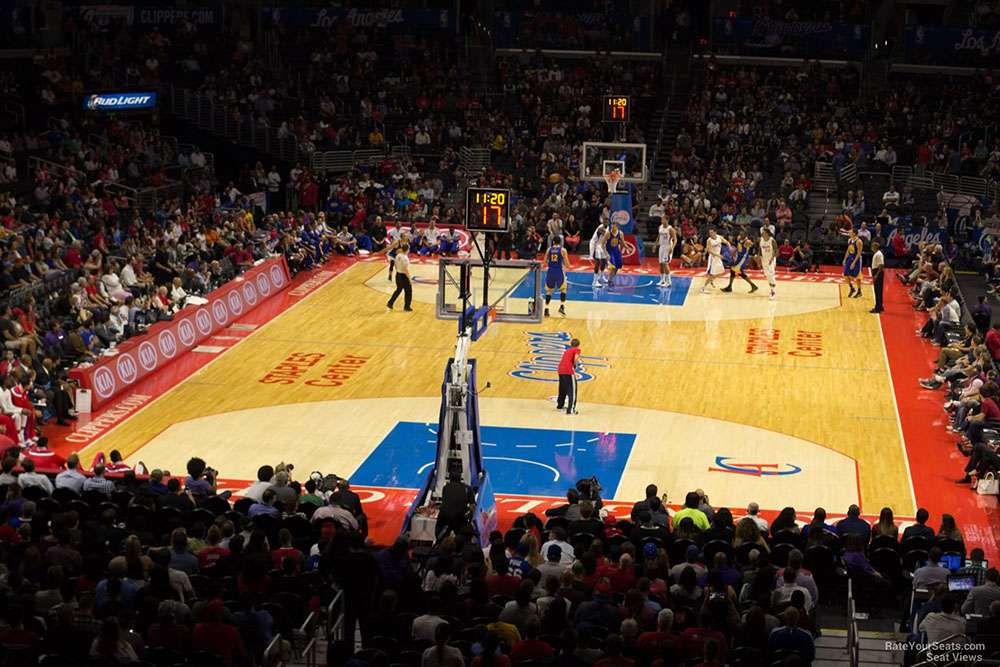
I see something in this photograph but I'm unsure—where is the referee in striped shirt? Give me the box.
[386,244,413,312]
[870,241,885,314]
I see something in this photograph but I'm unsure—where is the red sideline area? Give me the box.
[880,268,1000,563]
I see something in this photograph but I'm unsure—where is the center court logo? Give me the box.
[509,331,609,382]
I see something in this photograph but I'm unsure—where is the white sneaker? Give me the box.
[657,279,665,287]
[769,292,776,300]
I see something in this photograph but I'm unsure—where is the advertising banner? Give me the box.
[133,6,224,27]
[905,26,1000,65]
[260,7,452,31]
[77,4,135,27]
[76,4,223,29]
[711,18,869,59]
[84,92,157,111]
[69,257,290,410]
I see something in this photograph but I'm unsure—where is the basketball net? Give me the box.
[604,169,622,194]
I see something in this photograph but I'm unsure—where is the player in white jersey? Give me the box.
[702,229,731,293]
[655,218,677,287]
[589,222,608,288]
[759,227,778,300]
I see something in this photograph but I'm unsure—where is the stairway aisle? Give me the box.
[814,628,905,667]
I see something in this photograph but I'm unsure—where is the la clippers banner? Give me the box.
[492,11,649,50]
[905,26,1000,65]
[884,221,948,255]
[76,4,224,29]
[70,257,290,409]
[260,7,453,31]
[711,18,869,59]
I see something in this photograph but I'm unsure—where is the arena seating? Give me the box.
[2,4,1000,666]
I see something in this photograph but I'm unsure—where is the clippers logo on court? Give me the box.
[116,354,138,384]
[196,309,213,335]
[228,290,244,315]
[510,331,609,382]
[177,319,196,347]
[212,300,229,325]
[138,342,158,371]
[708,456,802,476]
[158,330,177,358]
[93,367,116,398]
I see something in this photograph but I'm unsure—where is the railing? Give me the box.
[292,611,317,659]
[263,633,285,667]
[1,101,25,129]
[170,87,304,164]
[325,589,344,639]
[177,143,216,174]
[853,163,990,201]
[891,165,912,188]
[28,155,70,178]
[648,98,671,179]
[459,146,490,175]
[840,163,858,184]
[301,638,317,667]
[137,181,182,209]
[104,182,138,206]
[847,579,860,667]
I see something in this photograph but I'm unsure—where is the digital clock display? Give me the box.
[603,95,631,123]
[465,187,511,233]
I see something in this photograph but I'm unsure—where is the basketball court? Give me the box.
[48,254,972,548]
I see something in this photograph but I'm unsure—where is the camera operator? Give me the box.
[576,476,603,511]
[184,457,217,500]
[436,471,474,541]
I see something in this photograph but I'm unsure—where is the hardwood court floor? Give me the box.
[75,259,915,518]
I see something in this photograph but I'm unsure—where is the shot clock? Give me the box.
[603,95,631,123]
[465,187,511,232]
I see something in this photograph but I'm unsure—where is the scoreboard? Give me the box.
[465,187,510,233]
[603,95,631,123]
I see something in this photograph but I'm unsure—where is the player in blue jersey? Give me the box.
[601,222,624,286]
[721,233,759,293]
[544,236,570,317]
[843,228,864,298]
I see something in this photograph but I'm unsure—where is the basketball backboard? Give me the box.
[436,258,543,326]
[581,142,647,184]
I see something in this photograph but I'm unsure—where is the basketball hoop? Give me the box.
[604,169,622,194]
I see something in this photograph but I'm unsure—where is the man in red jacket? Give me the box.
[556,338,582,415]
[986,324,1000,362]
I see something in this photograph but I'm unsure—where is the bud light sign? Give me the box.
[84,92,157,111]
